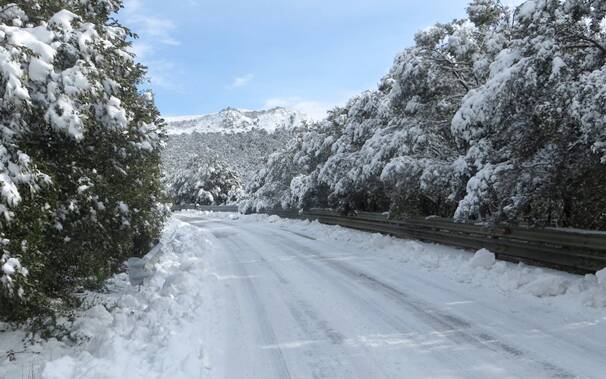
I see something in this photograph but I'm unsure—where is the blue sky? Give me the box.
[120,0,475,119]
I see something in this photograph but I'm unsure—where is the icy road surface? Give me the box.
[180,212,606,379]
[8,211,606,378]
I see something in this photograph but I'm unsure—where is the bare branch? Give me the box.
[564,44,598,50]
[573,34,606,54]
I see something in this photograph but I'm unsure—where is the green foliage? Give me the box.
[0,0,167,325]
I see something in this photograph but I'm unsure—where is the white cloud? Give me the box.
[123,0,143,13]
[230,74,254,89]
[121,1,184,92]
[145,59,184,92]
[264,97,343,120]
[128,41,152,59]
[127,15,180,46]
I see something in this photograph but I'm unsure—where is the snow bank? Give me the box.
[468,248,496,269]
[1,217,217,379]
[524,276,569,297]
[231,213,606,311]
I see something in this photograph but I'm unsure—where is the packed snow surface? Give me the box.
[164,107,309,135]
[2,211,606,378]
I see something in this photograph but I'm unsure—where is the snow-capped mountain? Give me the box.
[164,107,309,135]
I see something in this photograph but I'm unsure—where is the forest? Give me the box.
[242,0,606,231]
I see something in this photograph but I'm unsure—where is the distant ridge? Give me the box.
[164,107,309,135]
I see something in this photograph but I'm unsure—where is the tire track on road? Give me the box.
[223,230,365,379]
[262,225,577,379]
[218,237,293,379]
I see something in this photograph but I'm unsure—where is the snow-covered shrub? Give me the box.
[0,1,167,324]
[165,154,242,206]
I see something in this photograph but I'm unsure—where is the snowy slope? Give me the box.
[2,211,606,378]
[164,107,309,135]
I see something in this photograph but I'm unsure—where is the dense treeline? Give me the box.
[163,128,299,183]
[162,128,299,205]
[243,0,606,230]
[0,1,166,325]
[164,154,242,206]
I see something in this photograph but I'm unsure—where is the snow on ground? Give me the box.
[1,218,217,379]
[182,212,606,378]
[2,211,606,378]
[249,212,606,309]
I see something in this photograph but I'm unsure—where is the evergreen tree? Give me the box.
[246,0,606,230]
[0,0,166,325]
[165,154,242,206]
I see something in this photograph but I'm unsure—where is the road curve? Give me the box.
[179,212,606,379]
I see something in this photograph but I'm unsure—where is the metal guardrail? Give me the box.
[175,204,606,274]
[172,204,239,212]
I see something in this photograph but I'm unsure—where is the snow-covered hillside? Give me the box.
[162,107,310,204]
[164,107,309,135]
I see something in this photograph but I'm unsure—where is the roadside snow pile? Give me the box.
[267,215,281,223]
[234,213,606,310]
[0,218,216,379]
[524,277,570,298]
[468,249,496,269]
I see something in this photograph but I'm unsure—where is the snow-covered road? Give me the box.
[182,212,606,379]
[4,211,606,378]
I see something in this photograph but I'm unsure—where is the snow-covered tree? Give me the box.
[245,0,606,230]
[165,154,242,206]
[241,120,339,212]
[453,0,606,227]
[0,0,166,323]
[162,127,298,187]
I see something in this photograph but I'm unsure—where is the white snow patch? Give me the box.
[517,0,538,20]
[28,57,53,82]
[267,215,281,223]
[524,276,569,297]
[48,10,77,32]
[468,248,496,269]
[1,258,20,276]
[42,356,77,379]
